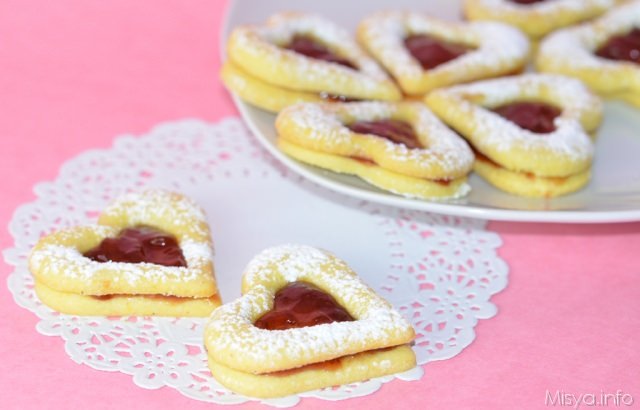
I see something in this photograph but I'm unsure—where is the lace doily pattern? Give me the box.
[4,118,508,406]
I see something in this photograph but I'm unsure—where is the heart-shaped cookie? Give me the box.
[425,73,603,197]
[222,12,402,113]
[357,11,530,95]
[537,1,640,107]
[463,0,616,40]
[204,244,416,398]
[29,189,220,316]
[275,101,475,199]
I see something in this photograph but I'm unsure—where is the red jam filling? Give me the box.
[348,119,422,149]
[595,28,640,65]
[254,281,354,330]
[285,34,356,69]
[404,34,471,70]
[83,226,187,267]
[493,102,561,134]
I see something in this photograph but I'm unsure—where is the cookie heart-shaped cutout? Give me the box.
[253,281,354,330]
[537,2,640,107]
[83,225,187,267]
[275,101,474,199]
[222,12,401,113]
[29,189,219,316]
[426,73,603,197]
[357,11,530,95]
[204,245,415,398]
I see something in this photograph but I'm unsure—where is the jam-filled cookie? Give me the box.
[536,1,640,107]
[275,101,475,199]
[29,190,220,316]
[357,11,530,96]
[462,0,616,40]
[222,12,401,113]
[204,244,416,398]
[425,74,603,198]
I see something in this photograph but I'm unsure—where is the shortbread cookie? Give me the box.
[536,1,640,107]
[223,12,401,113]
[425,74,602,197]
[29,189,220,316]
[204,245,416,398]
[276,101,475,199]
[33,281,222,317]
[463,0,616,40]
[357,11,530,95]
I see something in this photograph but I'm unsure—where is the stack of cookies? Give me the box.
[223,1,640,199]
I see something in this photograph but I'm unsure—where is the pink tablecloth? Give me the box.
[1,1,639,409]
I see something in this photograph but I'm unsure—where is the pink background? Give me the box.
[1,1,639,409]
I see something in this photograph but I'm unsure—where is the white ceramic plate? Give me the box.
[222,0,640,223]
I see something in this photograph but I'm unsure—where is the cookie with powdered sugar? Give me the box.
[275,101,475,200]
[204,244,416,398]
[425,73,603,198]
[537,0,640,107]
[222,12,401,113]
[29,189,220,316]
[357,11,530,96]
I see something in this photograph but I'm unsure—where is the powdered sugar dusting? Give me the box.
[284,102,392,148]
[29,189,216,295]
[30,238,212,287]
[430,74,599,163]
[538,1,640,73]
[102,189,210,240]
[244,244,335,284]
[445,73,601,113]
[229,12,398,97]
[279,101,474,176]
[206,245,414,373]
[262,13,387,81]
[358,11,529,92]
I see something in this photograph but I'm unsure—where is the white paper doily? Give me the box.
[4,118,508,407]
